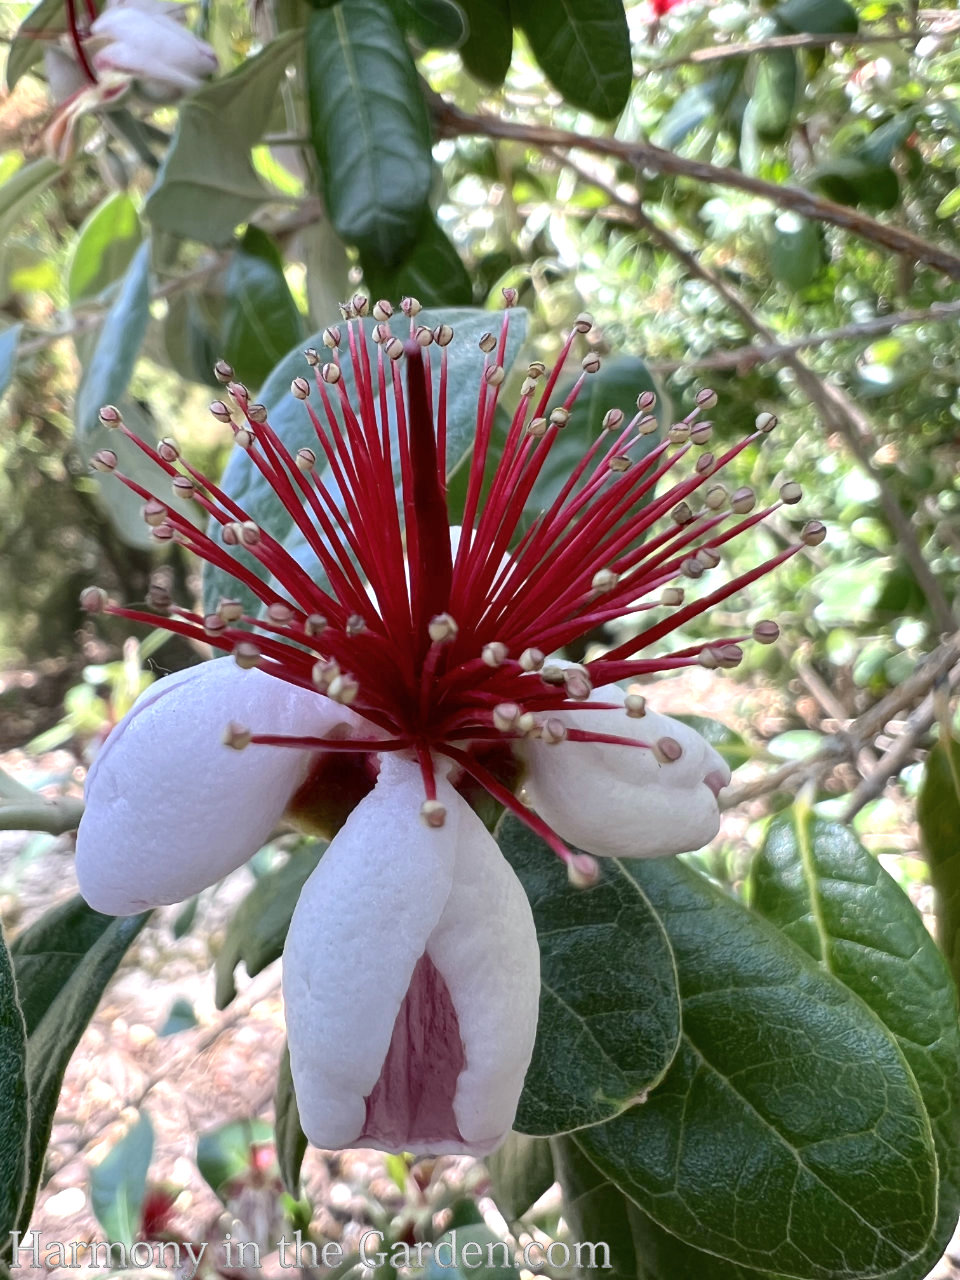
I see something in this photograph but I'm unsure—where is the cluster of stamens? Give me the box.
[82,292,823,868]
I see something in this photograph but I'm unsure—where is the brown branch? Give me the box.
[644,299,960,373]
[619,202,957,633]
[428,95,960,281]
[723,631,960,808]
[649,27,927,72]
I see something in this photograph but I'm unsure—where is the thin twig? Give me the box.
[722,631,960,807]
[643,299,960,373]
[428,94,960,281]
[649,27,926,72]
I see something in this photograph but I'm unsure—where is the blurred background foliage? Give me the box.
[0,0,959,777]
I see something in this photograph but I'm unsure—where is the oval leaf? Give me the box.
[222,226,305,389]
[90,1112,154,1248]
[576,856,938,1279]
[499,815,681,1136]
[360,212,472,308]
[752,807,960,1279]
[512,0,631,120]
[306,0,433,266]
[67,192,142,305]
[0,924,28,1242]
[918,734,960,990]
[458,0,513,85]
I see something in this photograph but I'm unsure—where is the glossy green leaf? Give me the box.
[388,0,467,47]
[306,1,433,265]
[275,1044,307,1197]
[67,192,142,305]
[751,49,798,142]
[752,807,960,1280]
[222,226,304,388]
[90,1113,154,1248]
[0,924,28,1242]
[775,0,858,34]
[7,0,65,89]
[457,0,513,84]
[215,842,325,1009]
[576,855,938,1279]
[484,1133,554,1222]
[499,816,681,1136]
[512,0,631,120]
[0,324,22,407]
[360,212,472,308]
[203,307,528,615]
[14,906,149,1234]
[552,1138,651,1280]
[197,1117,274,1199]
[918,735,960,989]
[145,32,301,245]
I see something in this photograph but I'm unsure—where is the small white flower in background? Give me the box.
[43,0,216,159]
[76,297,820,1156]
[87,0,218,98]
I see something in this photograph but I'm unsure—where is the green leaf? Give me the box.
[671,714,751,772]
[163,292,223,388]
[306,1,433,265]
[769,212,824,291]
[215,842,326,1009]
[751,49,798,142]
[918,735,960,989]
[936,187,960,220]
[14,906,149,1235]
[0,925,28,1242]
[197,1118,274,1199]
[577,856,939,1279]
[75,240,151,441]
[145,32,302,245]
[527,355,660,517]
[67,193,143,305]
[512,0,631,120]
[812,157,899,211]
[774,0,858,34]
[222,226,304,388]
[388,0,467,48]
[551,1138,641,1280]
[499,815,681,1135]
[484,1133,555,1222]
[275,1044,307,1197]
[0,158,60,247]
[0,324,22,406]
[7,0,65,89]
[458,0,513,84]
[90,1113,154,1248]
[159,997,198,1036]
[751,807,960,1279]
[203,307,528,615]
[426,1226,516,1280]
[360,212,472,307]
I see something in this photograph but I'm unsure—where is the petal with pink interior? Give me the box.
[521,682,731,859]
[76,658,346,914]
[282,755,460,1152]
[427,805,540,1153]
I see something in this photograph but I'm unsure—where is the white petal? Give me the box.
[427,809,540,1153]
[521,682,731,859]
[283,756,459,1150]
[76,658,346,914]
[90,8,217,89]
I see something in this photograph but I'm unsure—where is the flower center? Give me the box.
[83,293,822,865]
